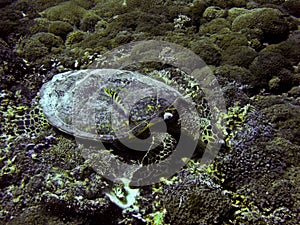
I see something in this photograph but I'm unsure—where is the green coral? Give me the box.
[209,30,250,50]
[48,21,73,39]
[220,102,255,147]
[40,0,90,25]
[144,209,168,225]
[199,18,231,34]
[189,38,222,65]
[16,32,63,62]
[80,14,100,32]
[221,46,257,68]
[249,51,292,92]
[284,0,300,17]
[145,161,231,224]
[202,6,227,21]
[65,30,87,46]
[232,8,290,43]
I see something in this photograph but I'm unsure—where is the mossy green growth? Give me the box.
[31,32,63,49]
[199,18,231,34]
[65,30,87,46]
[221,46,258,68]
[93,0,127,19]
[80,14,100,32]
[48,21,73,39]
[232,8,290,43]
[189,39,222,65]
[209,30,249,50]
[40,0,90,25]
[49,137,80,170]
[16,32,63,63]
[144,209,169,225]
[220,102,255,147]
[125,0,164,13]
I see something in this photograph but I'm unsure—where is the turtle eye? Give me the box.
[163,112,173,121]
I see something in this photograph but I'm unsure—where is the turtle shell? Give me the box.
[39,69,186,141]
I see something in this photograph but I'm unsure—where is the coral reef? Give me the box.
[232,8,290,43]
[0,0,299,224]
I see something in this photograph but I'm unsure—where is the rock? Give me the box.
[221,46,258,68]
[125,0,164,13]
[268,76,281,92]
[232,8,290,43]
[65,30,87,46]
[261,31,300,65]
[188,0,207,27]
[246,0,260,8]
[227,7,249,22]
[202,6,226,21]
[0,6,31,39]
[206,0,246,8]
[189,39,222,65]
[283,0,300,17]
[216,107,276,189]
[0,0,14,8]
[48,21,73,39]
[249,51,292,92]
[288,86,300,98]
[199,18,230,34]
[158,166,231,224]
[209,30,250,49]
[213,65,255,87]
[235,165,300,224]
[40,1,89,25]
[16,32,63,65]
[256,0,285,4]
[80,14,101,32]
[260,101,300,144]
[221,84,251,107]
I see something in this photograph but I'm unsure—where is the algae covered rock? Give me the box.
[80,14,101,32]
[288,86,300,98]
[16,32,63,63]
[227,7,249,22]
[189,39,222,65]
[0,6,32,39]
[261,31,300,65]
[256,0,285,4]
[154,164,231,224]
[40,0,90,25]
[209,30,250,50]
[202,6,226,21]
[65,30,87,46]
[258,98,300,144]
[283,0,300,17]
[48,21,73,39]
[205,0,246,8]
[249,51,292,92]
[232,8,290,43]
[221,45,257,68]
[214,65,253,83]
[199,18,231,34]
